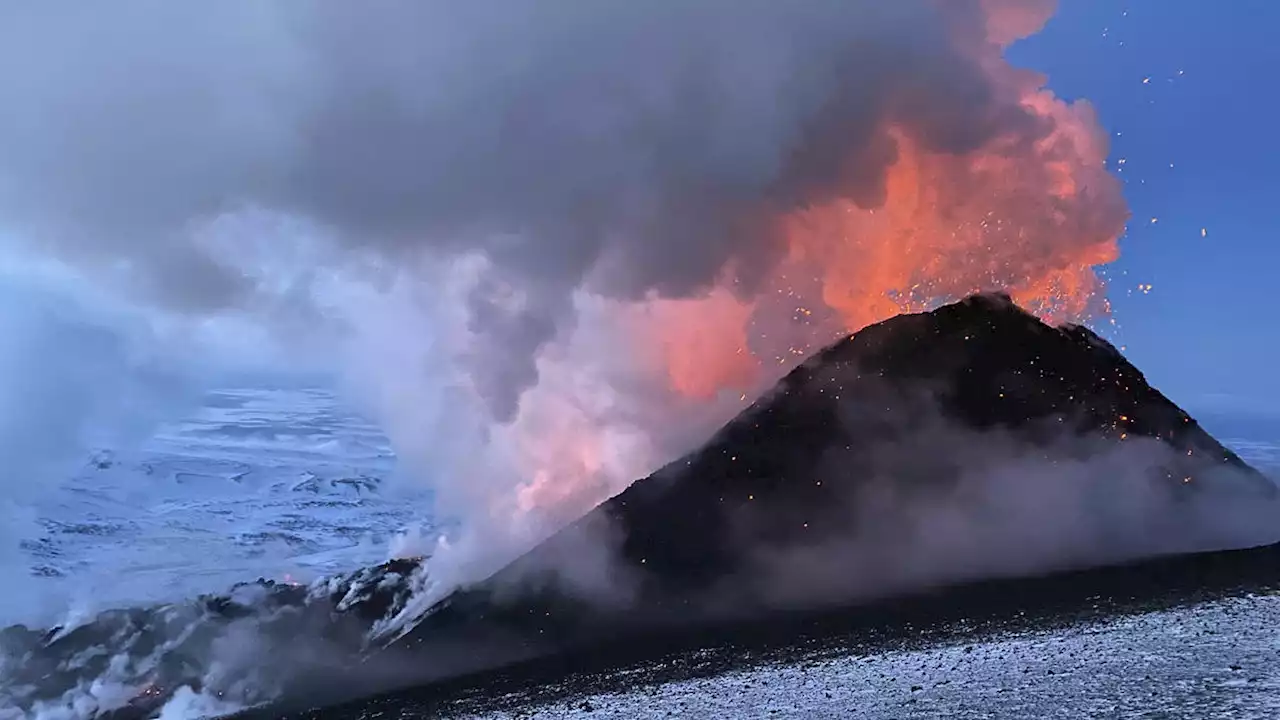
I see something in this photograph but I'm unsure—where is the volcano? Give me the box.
[348,292,1276,680]
[5,294,1277,720]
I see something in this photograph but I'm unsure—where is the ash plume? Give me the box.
[0,0,1130,580]
[0,0,1122,412]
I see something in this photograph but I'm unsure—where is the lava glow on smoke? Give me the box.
[0,0,1134,557]
[493,0,1129,538]
[654,10,1125,404]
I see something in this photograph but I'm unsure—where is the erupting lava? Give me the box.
[0,0,1134,553]
[642,1,1128,402]
[492,0,1129,534]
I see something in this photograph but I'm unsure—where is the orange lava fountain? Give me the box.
[648,0,1128,402]
[492,0,1128,536]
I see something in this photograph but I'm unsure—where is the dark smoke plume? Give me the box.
[0,0,1104,422]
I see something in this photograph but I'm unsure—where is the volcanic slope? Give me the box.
[361,292,1276,684]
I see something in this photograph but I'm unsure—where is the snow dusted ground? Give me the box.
[463,593,1280,720]
[10,387,432,626]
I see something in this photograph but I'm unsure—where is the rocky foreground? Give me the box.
[4,293,1277,720]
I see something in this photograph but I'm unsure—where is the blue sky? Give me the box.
[1011,1,1280,413]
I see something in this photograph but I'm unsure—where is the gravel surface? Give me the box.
[458,593,1280,719]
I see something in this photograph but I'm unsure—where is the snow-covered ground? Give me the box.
[8,387,432,626]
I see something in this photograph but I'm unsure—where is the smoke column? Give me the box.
[0,1,1128,575]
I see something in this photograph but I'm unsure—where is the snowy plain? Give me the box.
[6,387,433,628]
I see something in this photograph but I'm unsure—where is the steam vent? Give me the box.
[8,294,1278,720]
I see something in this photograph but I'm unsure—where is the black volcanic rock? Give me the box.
[375,295,1272,650]
[598,291,1271,583]
[4,294,1275,719]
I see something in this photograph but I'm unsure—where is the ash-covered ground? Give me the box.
[445,593,1280,720]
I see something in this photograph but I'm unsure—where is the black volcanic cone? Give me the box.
[6,294,1275,720]
[345,293,1274,692]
